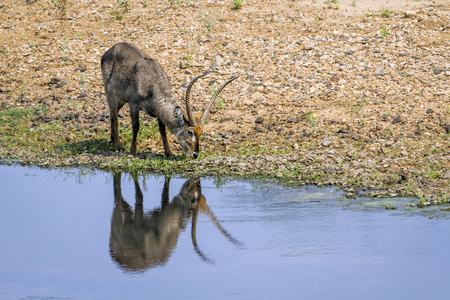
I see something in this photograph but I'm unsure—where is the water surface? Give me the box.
[1,165,449,299]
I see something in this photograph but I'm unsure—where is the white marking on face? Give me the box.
[194,192,198,201]
[192,135,196,143]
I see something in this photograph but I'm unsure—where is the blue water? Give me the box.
[0,165,449,299]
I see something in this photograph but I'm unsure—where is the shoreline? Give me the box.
[1,0,448,205]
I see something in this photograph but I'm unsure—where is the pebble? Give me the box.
[432,67,446,75]
[215,55,225,66]
[252,91,264,101]
[303,42,315,50]
[392,116,402,124]
[179,61,187,69]
[320,138,332,147]
[374,67,384,74]
[254,117,264,124]
[405,11,416,18]
[325,167,336,175]
[74,63,87,72]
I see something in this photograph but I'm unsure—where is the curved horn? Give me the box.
[199,75,239,126]
[200,204,244,247]
[184,70,211,126]
[191,208,215,264]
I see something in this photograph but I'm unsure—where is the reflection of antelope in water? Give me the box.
[109,173,242,272]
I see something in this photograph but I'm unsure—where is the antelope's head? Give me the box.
[177,71,238,159]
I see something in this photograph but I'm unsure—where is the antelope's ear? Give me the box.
[174,106,185,124]
[194,125,203,137]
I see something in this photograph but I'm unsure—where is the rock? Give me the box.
[220,117,234,123]
[49,77,62,85]
[345,192,356,199]
[432,67,446,75]
[209,61,218,71]
[320,138,332,147]
[252,91,264,101]
[223,139,231,146]
[303,41,315,50]
[385,141,395,147]
[325,167,336,175]
[255,117,264,124]
[375,67,384,74]
[215,55,225,66]
[392,116,401,124]
[179,61,187,69]
[446,124,450,134]
[287,117,298,123]
[332,75,340,82]
[75,63,87,72]
[405,11,416,18]
[426,108,434,114]
[415,129,423,135]
[345,51,354,55]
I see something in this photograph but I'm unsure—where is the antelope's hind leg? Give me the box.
[107,95,125,152]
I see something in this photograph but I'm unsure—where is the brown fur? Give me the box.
[101,43,201,158]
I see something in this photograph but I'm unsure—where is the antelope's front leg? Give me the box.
[157,118,174,157]
[129,104,140,156]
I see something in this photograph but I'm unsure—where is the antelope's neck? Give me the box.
[148,97,187,134]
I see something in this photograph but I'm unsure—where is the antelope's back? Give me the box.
[101,43,149,84]
[101,43,173,99]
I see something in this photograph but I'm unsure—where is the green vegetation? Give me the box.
[110,0,132,20]
[169,0,194,9]
[116,0,132,13]
[199,11,216,38]
[60,34,70,55]
[51,0,68,19]
[232,0,243,10]
[327,0,340,10]
[380,8,394,18]
[80,72,87,91]
[380,24,388,37]
[184,44,195,66]
[307,113,318,131]
[110,11,123,20]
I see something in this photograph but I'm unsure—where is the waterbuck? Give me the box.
[101,42,238,158]
[110,173,243,271]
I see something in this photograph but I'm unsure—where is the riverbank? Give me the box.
[0,0,449,204]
